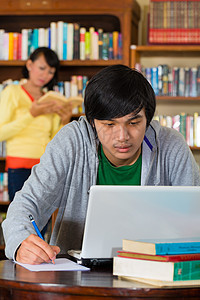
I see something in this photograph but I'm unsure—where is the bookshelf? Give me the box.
[130,45,200,165]
[0,0,140,82]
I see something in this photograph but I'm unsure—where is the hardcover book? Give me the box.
[123,238,200,256]
[119,276,200,287]
[38,91,83,108]
[117,251,200,262]
[113,256,200,281]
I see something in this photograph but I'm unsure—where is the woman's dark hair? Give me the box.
[22,47,60,90]
[84,64,156,127]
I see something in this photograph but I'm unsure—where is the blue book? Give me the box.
[48,28,51,49]
[108,33,113,60]
[63,23,68,60]
[31,28,38,53]
[123,238,200,256]
[151,67,159,95]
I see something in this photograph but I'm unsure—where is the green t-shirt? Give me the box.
[96,144,142,185]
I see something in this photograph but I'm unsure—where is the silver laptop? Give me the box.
[68,185,200,265]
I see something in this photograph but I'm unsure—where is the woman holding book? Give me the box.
[0,47,72,202]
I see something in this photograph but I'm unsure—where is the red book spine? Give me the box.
[117,251,200,262]
[17,33,22,60]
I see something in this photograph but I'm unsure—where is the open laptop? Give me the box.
[68,185,200,266]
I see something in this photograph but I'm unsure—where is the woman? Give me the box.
[0,47,72,201]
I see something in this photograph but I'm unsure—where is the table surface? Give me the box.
[1,259,200,299]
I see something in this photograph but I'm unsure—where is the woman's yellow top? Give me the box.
[0,84,61,168]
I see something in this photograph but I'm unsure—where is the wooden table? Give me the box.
[0,259,200,299]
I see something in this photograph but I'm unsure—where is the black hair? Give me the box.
[22,47,60,90]
[84,64,156,127]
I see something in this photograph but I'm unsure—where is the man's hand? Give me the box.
[16,234,60,265]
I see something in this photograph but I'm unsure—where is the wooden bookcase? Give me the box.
[0,0,141,255]
[130,45,200,165]
[0,0,140,82]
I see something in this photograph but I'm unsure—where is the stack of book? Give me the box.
[113,238,200,286]
[148,0,200,44]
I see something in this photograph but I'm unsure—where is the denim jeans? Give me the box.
[8,168,31,202]
[8,167,49,237]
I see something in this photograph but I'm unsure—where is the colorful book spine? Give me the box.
[151,67,159,95]
[63,23,68,60]
[21,29,28,60]
[98,28,103,59]
[117,251,200,262]
[50,22,57,52]
[118,33,122,59]
[8,32,14,60]
[92,31,99,60]
[57,21,64,60]
[155,241,200,255]
[13,33,18,60]
[0,29,5,60]
[89,27,95,60]
[114,256,200,281]
[80,27,86,60]
[108,33,113,60]
[73,23,80,60]
[85,31,90,60]
[113,31,119,60]
[102,33,109,60]
[67,23,74,61]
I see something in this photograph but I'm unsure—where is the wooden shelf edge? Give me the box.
[0,201,10,205]
[131,45,200,52]
[190,146,200,151]
[0,59,123,67]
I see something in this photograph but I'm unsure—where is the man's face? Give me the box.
[94,108,147,167]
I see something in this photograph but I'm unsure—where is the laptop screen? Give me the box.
[80,185,200,259]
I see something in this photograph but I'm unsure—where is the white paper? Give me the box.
[14,258,90,272]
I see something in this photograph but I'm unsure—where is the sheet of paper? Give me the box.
[14,258,90,272]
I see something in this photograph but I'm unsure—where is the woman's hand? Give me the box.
[30,101,59,117]
[16,234,60,265]
[53,102,73,125]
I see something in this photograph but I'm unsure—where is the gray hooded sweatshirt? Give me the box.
[2,117,200,260]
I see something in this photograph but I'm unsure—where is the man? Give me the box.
[2,65,200,265]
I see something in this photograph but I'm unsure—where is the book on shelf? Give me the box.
[154,112,200,148]
[140,65,200,97]
[113,256,200,282]
[80,27,86,60]
[148,0,200,44]
[38,91,83,109]
[0,173,9,202]
[119,276,200,287]
[0,21,123,61]
[117,250,200,262]
[123,238,200,255]
[73,23,80,60]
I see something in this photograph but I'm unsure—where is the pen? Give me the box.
[29,214,55,264]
